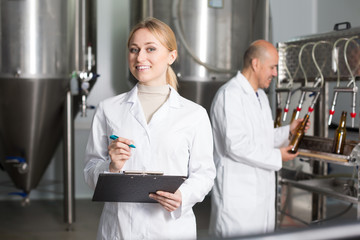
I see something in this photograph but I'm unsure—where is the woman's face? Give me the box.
[128,28,177,86]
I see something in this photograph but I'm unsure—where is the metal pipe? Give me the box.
[276,44,298,122]
[312,41,332,88]
[308,92,321,113]
[64,90,75,228]
[351,91,357,128]
[282,91,292,122]
[328,86,358,127]
[294,87,321,120]
[343,36,359,128]
[81,94,87,117]
[301,87,321,92]
[332,38,349,86]
[334,87,359,92]
[328,91,338,125]
[81,0,86,70]
[299,42,315,87]
[264,0,270,41]
[344,36,359,87]
[295,91,306,120]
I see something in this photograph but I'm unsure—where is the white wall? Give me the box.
[271,0,360,44]
[2,0,360,200]
[270,0,317,44]
[317,0,360,33]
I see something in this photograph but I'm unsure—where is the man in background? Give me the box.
[209,40,309,238]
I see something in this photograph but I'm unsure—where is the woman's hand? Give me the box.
[108,136,134,172]
[149,189,182,212]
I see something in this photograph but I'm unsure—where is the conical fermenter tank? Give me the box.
[0,0,97,198]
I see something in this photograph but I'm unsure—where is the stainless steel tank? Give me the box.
[0,0,97,195]
[130,0,271,111]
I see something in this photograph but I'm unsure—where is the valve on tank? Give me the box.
[71,44,99,117]
[4,156,28,174]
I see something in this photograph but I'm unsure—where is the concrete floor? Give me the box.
[0,199,103,240]
[0,196,212,240]
[0,193,359,240]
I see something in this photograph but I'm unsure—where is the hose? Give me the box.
[171,0,237,74]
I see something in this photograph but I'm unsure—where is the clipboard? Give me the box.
[92,172,187,203]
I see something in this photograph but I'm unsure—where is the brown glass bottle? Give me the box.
[288,113,310,153]
[290,109,297,123]
[332,111,347,154]
[274,108,282,128]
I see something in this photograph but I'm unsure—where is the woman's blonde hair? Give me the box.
[127,17,178,90]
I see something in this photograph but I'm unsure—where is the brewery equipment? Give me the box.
[130,0,271,112]
[276,22,360,227]
[0,0,98,225]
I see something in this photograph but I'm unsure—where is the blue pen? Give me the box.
[109,135,136,148]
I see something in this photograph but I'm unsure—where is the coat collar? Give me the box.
[123,83,183,136]
[124,83,183,108]
[235,71,256,95]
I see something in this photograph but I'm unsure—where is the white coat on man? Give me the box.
[209,71,290,238]
[84,84,216,240]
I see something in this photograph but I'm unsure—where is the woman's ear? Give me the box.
[168,50,177,65]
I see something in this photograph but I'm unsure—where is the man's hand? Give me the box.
[290,118,311,136]
[280,145,299,162]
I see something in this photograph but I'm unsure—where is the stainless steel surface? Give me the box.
[0,1,70,78]
[0,0,97,224]
[264,0,270,41]
[130,0,270,110]
[350,144,360,164]
[277,28,360,155]
[0,78,67,192]
[267,214,360,240]
[298,136,359,165]
[278,27,360,84]
[178,80,227,115]
[64,91,75,225]
[281,178,357,204]
[314,86,327,137]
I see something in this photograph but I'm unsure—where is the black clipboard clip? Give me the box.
[123,170,164,176]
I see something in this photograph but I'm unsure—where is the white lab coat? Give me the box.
[209,72,289,238]
[84,84,215,240]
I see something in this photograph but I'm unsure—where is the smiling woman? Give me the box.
[127,18,179,90]
[84,17,216,240]
[127,27,177,87]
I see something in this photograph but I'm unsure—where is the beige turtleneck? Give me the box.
[137,84,170,123]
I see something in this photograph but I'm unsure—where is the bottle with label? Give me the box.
[288,113,310,153]
[274,108,282,128]
[332,111,347,154]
